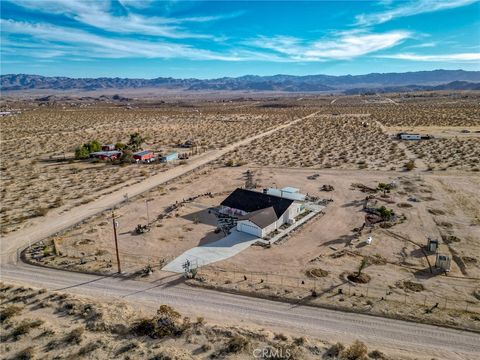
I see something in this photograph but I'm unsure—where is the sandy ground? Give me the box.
[28,166,480,324]
[2,282,355,360]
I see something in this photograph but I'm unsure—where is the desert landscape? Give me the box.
[3,282,395,360]
[2,93,474,336]
[0,99,310,235]
[3,0,480,358]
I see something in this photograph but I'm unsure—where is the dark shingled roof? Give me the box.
[237,207,277,228]
[220,188,294,218]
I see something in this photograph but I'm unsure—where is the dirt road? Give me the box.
[0,111,319,258]
[1,263,479,359]
[1,110,479,359]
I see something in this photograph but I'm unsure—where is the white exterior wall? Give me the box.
[237,220,263,237]
[282,202,305,223]
[236,202,307,238]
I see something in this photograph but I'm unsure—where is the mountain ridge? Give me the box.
[2,70,480,92]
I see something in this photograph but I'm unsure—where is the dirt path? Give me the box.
[0,111,320,259]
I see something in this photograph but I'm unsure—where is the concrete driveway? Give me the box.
[162,230,259,272]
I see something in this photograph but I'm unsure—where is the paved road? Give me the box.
[1,263,479,359]
[1,110,479,359]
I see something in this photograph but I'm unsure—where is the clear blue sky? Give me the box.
[1,0,479,78]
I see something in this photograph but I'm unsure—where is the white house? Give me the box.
[220,188,306,238]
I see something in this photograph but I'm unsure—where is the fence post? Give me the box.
[465,302,469,312]
[423,295,427,307]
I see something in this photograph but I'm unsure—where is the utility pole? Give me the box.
[145,199,150,225]
[112,211,121,274]
[145,199,154,225]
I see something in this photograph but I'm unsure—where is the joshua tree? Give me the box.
[357,258,369,277]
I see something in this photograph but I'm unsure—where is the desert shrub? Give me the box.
[404,160,415,171]
[78,340,102,356]
[149,354,173,360]
[293,337,305,346]
[131,318,156,336]
[274,333,288,341]
[306,268,329,278]
[12,346,35,360]
[340,340,368,360]
[368,349,388,359]
[11,319,44,339]
[64,327,84,344]
[326,342,345,357]
[116,341,139,355]
[199,343,212,352]
[225,334,250,353]
[131,305,185,338]
[32,207,49,217]
[0,305,21,323]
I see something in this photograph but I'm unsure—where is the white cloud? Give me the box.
[247,30,411,61]
[356,0,478,25]
[11,0,240,39]
[378,53,480,61]
[0,19,244,60]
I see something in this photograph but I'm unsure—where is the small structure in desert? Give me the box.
[395,132,434,140]
[219,187,306,238]
[89,150,122,161]
[161,152,178,162]
[426,237,439,252]
[435,245,451,272]
[133,150,155,163]
[102,144,116,151]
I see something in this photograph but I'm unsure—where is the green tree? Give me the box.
[377,206,394,220]
[127,132,144,151]
[120,149,133,163]
[377,182,390,196]
[115,142,126,150]
[74,146,90,159]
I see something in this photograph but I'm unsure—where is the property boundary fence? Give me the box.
[196,267,480,313]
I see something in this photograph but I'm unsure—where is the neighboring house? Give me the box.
[220,188,306,238]
[89,150,122,161]
[133,150,155,163]
[102,144,116,151]
[397,133,421,140]
[161,152,178,162]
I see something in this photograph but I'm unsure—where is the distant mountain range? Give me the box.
[2,70,480,93]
